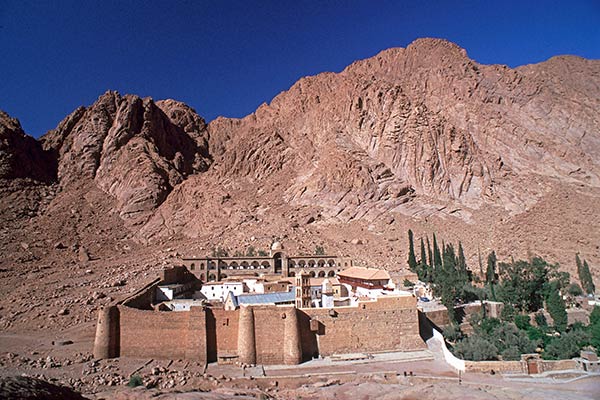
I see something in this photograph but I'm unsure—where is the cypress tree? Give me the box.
[486,251,497,301]
[427,237,433,283]
[576,254,583,281]
[407,229,417,272]
[582,260,596,295]
[419,237,428,282]
[486,251,497,285]
[546,281,567,332]
[433,233,442,270]
[457,242,469,281]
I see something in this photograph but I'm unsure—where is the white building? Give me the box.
[198,281,246,301]
[156,282,194,302]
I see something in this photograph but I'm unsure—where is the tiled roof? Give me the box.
[236,291,295,305]
[338,267,390,281]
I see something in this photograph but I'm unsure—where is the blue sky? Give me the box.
[1,1,599,137]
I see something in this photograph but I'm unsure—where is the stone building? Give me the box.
[94,264,425,365]
[181,242,352,281]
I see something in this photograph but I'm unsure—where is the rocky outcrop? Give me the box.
[145,37,599,238]
[1,38,599,264]
[41,91,211,227]
[0,110,56,182]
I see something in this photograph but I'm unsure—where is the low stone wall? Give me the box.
[465,360,524,373]
[542,359,577,371]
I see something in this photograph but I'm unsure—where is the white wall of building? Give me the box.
[199,282,245,301]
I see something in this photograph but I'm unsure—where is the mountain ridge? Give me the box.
[1,38,599,279]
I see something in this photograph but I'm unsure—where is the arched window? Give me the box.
[190,263,195,270]
[208,273,216,281]
[318,271,325,277]
[328,270,335,277]
[310,271,316,277]
[200,273,205,281]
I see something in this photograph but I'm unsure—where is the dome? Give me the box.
[271,241,283,251]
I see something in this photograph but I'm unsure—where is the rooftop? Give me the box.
[236,291,295,305]
[338,266,390,281]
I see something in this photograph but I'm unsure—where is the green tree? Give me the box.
[546,281,567,332]
[535,312,548,327]
[426,237,433,283]
[590,306,600,326]
[567,282,583,297]
[514,314,532,331]
[246,246,256,257]
[457,242,470,283]
[486,251,497,285]
[500,304,516,322]
[496,257,553,313]
[432,233,442,278]
[453,335,498,361]
[418,237,429,282]
[407,230,417,272]
[581,260,596,295]
[314,245,325,255]
[486,251,497,301]
[544,330,590,360]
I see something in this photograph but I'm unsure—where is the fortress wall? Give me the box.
[162,265,197,284]
[118,305,207,362]
[253,306,288,364]
[121,279,161,310]
[209,308,240,357]
[304,296,425,356]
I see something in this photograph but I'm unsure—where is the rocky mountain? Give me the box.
[1,38,599,276]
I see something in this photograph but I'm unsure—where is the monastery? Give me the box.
[93,242,426,365]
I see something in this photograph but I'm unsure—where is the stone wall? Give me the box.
[98,292,424,365]
[118,305,207,363]
[465,360,523,373]
[304,296,425,356]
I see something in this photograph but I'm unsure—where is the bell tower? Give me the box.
[295,269,311,308]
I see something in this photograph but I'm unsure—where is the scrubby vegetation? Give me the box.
[406,230,599,361]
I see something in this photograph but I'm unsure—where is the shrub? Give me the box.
[543,330,590,360]
[127,375,143,388]
[514,314,531,331]
[453,336,498,361]
[535,312,548,327]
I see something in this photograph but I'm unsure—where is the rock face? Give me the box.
[216,39,598,213]
[1,38,599,270]
[0,376,88,399]
[41,91,211,227]
[0,111,56,182]
[144,38,600,237]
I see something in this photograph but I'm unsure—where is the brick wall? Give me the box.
[208,308,239,360]
[253,306,287,364]
[465,360,523,373]
[118,305,207,363]
[303,296,425,356]
[542,359,577,371]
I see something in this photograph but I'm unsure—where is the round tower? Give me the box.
[283,307,302,365]
[237,305,257,365]
[93,305,120,359]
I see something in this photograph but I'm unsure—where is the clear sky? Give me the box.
[1,1,599,137]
